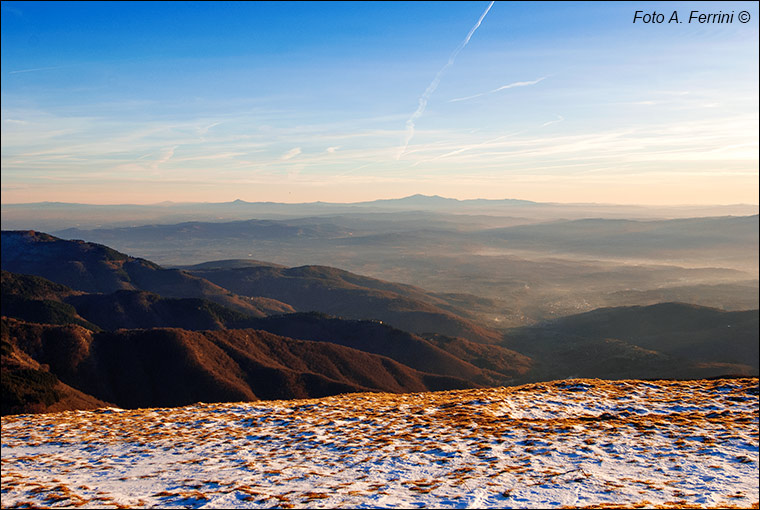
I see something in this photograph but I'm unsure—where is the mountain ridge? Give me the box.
[1,230,501,344]
[0,230,294,318]
[1,270,528,388]
[2,230,758,416]
[1,317,478,411]
[6,194,759,208]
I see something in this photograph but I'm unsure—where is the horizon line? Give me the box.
[1,194,759,209]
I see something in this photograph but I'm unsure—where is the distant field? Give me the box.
[2,378,758,509]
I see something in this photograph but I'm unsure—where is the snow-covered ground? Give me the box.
[2,378,758,509]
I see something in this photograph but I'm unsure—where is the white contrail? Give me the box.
[449,76,547,103]
[9,65,69,74]
[492,77,546,92]
[397,1,495,160]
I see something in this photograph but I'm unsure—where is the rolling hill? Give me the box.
[2,230,758,416]
[1,231,501,343]
[502,302,759,381]
[0,230,294,317]
[38,211,757,327]
[235,312,531,386]
[184,263,503,344]
[1,317,476,412]
[3,195,756,233]
[1,271,528,387]
[476,215,759,262]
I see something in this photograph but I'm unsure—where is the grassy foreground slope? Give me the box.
[2,378,757,508]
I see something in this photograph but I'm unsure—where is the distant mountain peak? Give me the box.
[354,194,537,208]
[399,194,456,201]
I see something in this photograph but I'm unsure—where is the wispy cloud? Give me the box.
[449,77,547,103]
[281,147,302,160]
[399,114,758,176]
[175,152,247,162]
[398,1,495,160]
[326,146,340,153]
[540,115,564,127]
[197,121,222,136]
[150,146,177,170]
[412,115,564,166]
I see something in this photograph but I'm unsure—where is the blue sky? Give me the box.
[1,1,758,205]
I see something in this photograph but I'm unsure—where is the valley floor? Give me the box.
[1,378,758,509]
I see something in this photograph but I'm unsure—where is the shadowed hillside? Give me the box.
[186,264,503,344]
[3,232,758,415]
[502,302,759,381]
[64,291,261,332]
[0,231,294,317]
[1,317,476,413]
[1,271,530,385]
[1,272,530,393]
[1,231,499,343]
[239,312,531,385]
[2,271,286,333]
[1,271,102,331]
[1,331,111,415]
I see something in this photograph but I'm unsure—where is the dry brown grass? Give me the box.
[1,377,757,509]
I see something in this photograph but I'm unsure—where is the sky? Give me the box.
[1,1,758,205]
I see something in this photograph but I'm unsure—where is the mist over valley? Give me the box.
[2,195,758,417]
